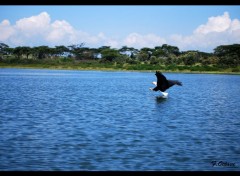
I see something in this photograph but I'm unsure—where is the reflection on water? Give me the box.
[0,68,240,171]
[155,96,168,104]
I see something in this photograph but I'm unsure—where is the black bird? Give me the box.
[150,71,182,92]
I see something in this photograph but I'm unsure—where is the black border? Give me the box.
[0,171,240,175]
[0,0,240,5]
[1,1,240,175]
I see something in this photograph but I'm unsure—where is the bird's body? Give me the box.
[150,71,182,97]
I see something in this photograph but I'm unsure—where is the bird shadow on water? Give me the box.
[154,96,169,122]
[155,96,168,104]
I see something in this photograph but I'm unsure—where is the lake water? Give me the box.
[0,68,239,171]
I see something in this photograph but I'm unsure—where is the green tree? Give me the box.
[33,46,51,59]
[13,46,32,59]
[115,54,129,64]
[164,57,173,65]
[13,47,24,59]
[149,56,159,65]
[100,47,120,62]
[88,48,101,60]
[199,57,210,66]
[0,43,11,59]
[0,43,9,55]
[119,46,138,59]
[214,44,240,66]
[68,43,85,59]
[136,47,153,62]
[80,47,98,60]
[161,44,180,56]
[152,46,166,57]
[55,45,69,57]
[180,52,198,66]
[136,51,149,62]
[21,46,32,59]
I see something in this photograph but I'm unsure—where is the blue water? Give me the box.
[0,68,239,171]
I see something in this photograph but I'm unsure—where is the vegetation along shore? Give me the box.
[0,43,239,74]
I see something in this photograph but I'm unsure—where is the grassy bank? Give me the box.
[0,59,240,74]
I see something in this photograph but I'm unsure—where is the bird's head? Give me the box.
[155,70,162,76]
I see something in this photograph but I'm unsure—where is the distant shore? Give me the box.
[1,63,240,75]
[1,43,239,75]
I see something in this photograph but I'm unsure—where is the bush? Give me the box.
[232,68,240,72]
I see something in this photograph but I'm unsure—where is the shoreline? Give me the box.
[1,65,240,75]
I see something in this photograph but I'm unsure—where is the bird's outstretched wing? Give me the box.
[155,71,169,92]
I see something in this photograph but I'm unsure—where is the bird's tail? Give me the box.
[175,81,182,86]
[169,80,182,86]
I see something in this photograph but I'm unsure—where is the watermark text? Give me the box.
[211,161,238,168]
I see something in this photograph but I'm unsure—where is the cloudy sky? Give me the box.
[0,5,240,52]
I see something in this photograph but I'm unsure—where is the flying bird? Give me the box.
[150,71,182,98]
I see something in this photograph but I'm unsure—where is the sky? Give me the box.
[0,5,240,52]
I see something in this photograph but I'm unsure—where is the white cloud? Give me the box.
[123,33,166,49]
[194,12,231,34]
[15,12,50,37]
[0,11,239,52]
[45,20,76,43]
[97,32,106,40]
[0,12,105,47]
[104,39,119,48]
[0,20,15,41]
[170,12,240,52]
[230,19,240,31]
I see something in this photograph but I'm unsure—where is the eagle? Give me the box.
[150,71,182,97]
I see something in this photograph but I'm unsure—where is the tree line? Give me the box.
[0,42,239,69]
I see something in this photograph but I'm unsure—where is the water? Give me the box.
[0,68,239,171]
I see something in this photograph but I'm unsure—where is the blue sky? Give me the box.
[0,5,240,52]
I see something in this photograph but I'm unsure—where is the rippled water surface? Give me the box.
[0,68,239,171]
